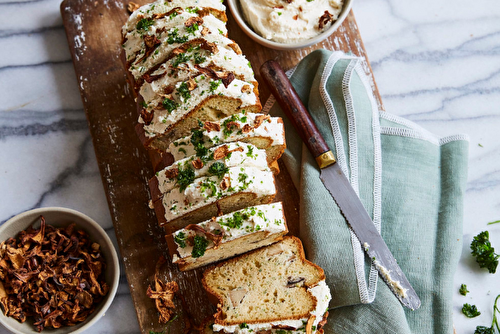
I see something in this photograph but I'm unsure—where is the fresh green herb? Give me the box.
[210,80,222,92]
[141,101,148,108]
[172,52,192,68]
[177,82,191,101]
[463,303,481,318]
[178,147,187,154]
[191,235,209,258]
[162,98,178,113]
[167,28,188,44]
[306,0,314,2]
[239,323,249,329]
[174,232,187,248]
[277,12,282,16]
[190,129,208,157]
[194,52,206,64]
[488,220,500,225]
[186,7,199,13]
[176,165,195,191]
[218,28,224,35]
[459,284,469,296]
[471,231,499,274]
[220,211,249,229]
[200,180,217,197]
[169,11,178,19]
[478,143,484,147]
[246,145,254,157]
[474,294,500,334]
[186,23,199,35]
[136,18,154,33]
[208,162,229,178]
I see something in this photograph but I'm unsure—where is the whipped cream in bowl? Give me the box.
[227,0,353,50]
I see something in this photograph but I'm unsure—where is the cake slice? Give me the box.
[202,236,331,334]
[168,112,285,164]
[149,142,269,202]
[167,202,288,271]
[154,166,276,233]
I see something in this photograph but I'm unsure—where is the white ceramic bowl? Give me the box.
[0,207,120,334]
[227,0,353,50]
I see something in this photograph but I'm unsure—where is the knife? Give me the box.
[260,60,421,310]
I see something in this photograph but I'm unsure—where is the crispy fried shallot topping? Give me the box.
[241,85,252,94]
[127,2,140,13]
[254,114,271,128]
[318,10,334,30]
[147,257,179,323]
[184,17,204,28]
[213,145,229,160]
[191,158,204,169]
[306,315,316,334]
[227,43,242,55]
[140,108,154,125]
[0,216,109,332]
[203,121,221,132]
[164,167,179,179]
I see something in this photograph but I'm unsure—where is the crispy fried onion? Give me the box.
[203,121,221,132]
[194,65,235,88]
[184,222,223,249]
[318,10,334,30]
[317,311,328,330]
[0,216,109,332]
[127,2,140,13]
[140,108,154,125]
[306,315,317,334]
[146,256,179,323]
[253,114,271,128]
[213,145,244,160]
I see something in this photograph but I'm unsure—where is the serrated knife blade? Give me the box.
[260,60,421,310]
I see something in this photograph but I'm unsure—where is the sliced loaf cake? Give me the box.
[202,236,331,334]
[168,112,285,164]
[167,202,288,271]
[149,142,269,202]
[122,0,263,149]
[154,166,276,233]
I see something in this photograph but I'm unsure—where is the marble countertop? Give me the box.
[0,0,499,333]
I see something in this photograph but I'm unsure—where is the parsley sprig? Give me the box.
[471,231,499,274]
[474,294,500,334]
[459,284,469,296]
[463,303,481,318]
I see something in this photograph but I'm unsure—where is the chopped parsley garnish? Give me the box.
[200,180,217,197]
[177,82,191,101]
[221,211,249,229]
[474,294,500,334]
[191,235,209,258]
[194,52,206,64]
[172,52,191,68]
[162,98,178,113]
[463,303,481,318]
[208,162,229,178]
[186,7,199,13]
[277,12,282,16]
[167,28,189,44]
[488,220,500,225]
[246,145,254,157]
[459,284,469,296]
[176,165,195,191]
[136,18,154,33]
[471,231,499,273]
[190,129,209,157]
[174,232,187,248]
[239,323,249,329]
[186,23,199,35]
[141,101,148,108]
[210,80,222,92]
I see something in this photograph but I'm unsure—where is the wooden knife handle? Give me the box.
[260,60,335,168]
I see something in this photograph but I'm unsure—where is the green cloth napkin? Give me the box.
[266,50,469,334]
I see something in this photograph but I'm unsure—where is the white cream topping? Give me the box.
[156,142,268,194]
[122,0,225,34]
[373,260,408,299]
[126,15,229,79]
[213,280,331,334]
[140,78,257,137]
[149,45,255,82]
[168,113,284,161]
[172,202,285,259]
[240,0,343,43]
[162,166,276,222]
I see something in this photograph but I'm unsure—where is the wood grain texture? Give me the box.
[60,1,383,332]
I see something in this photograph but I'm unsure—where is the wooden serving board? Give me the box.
[60,1,383,333]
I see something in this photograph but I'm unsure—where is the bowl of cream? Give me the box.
[227,0,353,50]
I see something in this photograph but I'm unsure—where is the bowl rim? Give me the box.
[0,207,120,334]
[227,0,353,50]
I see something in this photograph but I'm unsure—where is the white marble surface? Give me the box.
[0,0,499,333]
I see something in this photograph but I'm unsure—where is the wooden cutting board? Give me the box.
[60,1,384,333]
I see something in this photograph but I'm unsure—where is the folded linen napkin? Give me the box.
[265,50,469,333]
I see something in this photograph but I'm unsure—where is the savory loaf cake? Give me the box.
[168,112,285,164]
[154,166,276,233]
[202,236,331,334]
[122,0,263,149]
[167,202,288,271]
[149,142,269,202]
